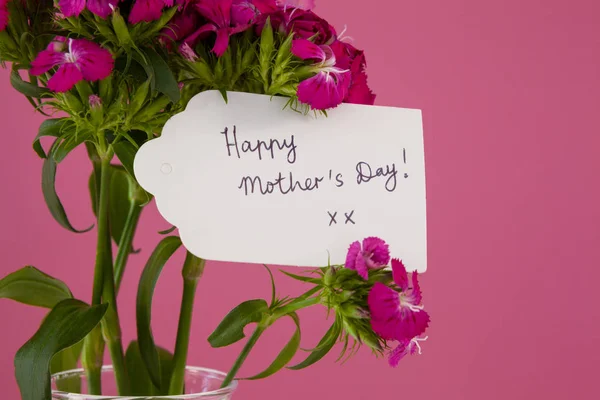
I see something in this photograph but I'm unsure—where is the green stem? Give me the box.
[81,325,105,395]
[82,145,107,395]
[114,204,143,292]
[168,254,206,395]
[272,296,320,320]
[96,153,129,395]
[220,324,267,389]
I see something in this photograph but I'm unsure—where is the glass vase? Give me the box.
[51,366,237,399]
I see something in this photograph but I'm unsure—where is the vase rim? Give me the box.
[51,365,238,399]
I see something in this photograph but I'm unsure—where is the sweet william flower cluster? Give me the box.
[0,1,429,399]
[1,0,374,110]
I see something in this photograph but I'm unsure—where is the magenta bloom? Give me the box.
[185,0,260,56]
[330,40,376,105]
[130,0,173,24]
[30,38,114,93]
[292,39,351,110]
[344,236,390,279]
[368,258,430,341]
[59,0,118,18]
[388,336,428,367]
[0,0,9,31]
[160,10,200,47]
[258,8,335,45]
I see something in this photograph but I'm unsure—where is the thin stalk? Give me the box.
[82,144,107,395]
[220,324,267,389]
[114,203,143,292]
[96,153,129,395]
[168,254,206,395]
[272,296,320,319]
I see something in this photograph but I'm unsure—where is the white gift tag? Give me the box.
[134,91,427,271]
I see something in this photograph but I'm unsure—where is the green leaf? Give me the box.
[263,265,276,307]
[280,270,321,284]
[244,312,301,380]
[50,341,84,393]
[15,299,108,400]
[43,141,93,233]
[0,266,72,309]
[208,299,269,348]
[112,10,132,47]
[288,319,341,370]
[33,119,68,159]
[158,226,176,235]
[53,131,92,163]
[109,166,139,245]
[125,340,154,395]
[258,17,274,90]
[10,70,49,98]
[136,236,182,389]
[113,140,138,179]
[126,341,175,396]
[144,48,180,103]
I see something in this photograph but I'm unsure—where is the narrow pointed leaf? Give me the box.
[263,265,276,307]
[288,319,340,370]
[245,312,301,380]
[15,299,108,400]
[136,236,182,389]
[144,48,180,103]
[280,270,321,284]
[158,226,176,235]
[208,299,268,348]
[33,119,68,159]
[43,141,93,233]
[10,70,50,98]
[113,140,138,179]
[0,266,72,308]
[50,341,84,393]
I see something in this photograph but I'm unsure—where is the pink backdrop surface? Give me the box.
[1,0,599,399]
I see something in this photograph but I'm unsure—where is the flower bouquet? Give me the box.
[0,0,430,399]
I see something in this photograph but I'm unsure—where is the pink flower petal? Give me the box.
[391,258,409,291]
[297,70,350,110]
[86,0,118,18]
[70,39,114,81]
[47,63,83,92]
[231,0,258,26]
[212,28,231,56]
[346,70,375,105]
[354,253,368,280]
[59,0,86,17]
[410,271,423,305]
[162,12,200,43]
[0,0,9,31]
[368,282,401,340]
[396,308,430,340]
[129,0,165,24]
[362,236,390,267]
[388,340,410,367]
[184,23,217,48]
[292,38,326,62]
[196,0,231,27]
[344,241,361,271]
[30,49,66,76]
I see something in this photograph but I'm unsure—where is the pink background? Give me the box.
[1,0,599,398]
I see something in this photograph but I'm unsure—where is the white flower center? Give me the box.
[399,293,424,312]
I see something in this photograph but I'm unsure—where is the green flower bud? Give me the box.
[99,76,114,106]
[112,11,132,48]
[89,95,103,126]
